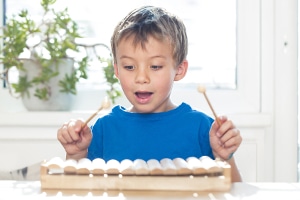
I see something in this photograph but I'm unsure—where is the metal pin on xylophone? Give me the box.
[40,156,231,191]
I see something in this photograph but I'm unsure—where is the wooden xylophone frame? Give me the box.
[40,157,231,192]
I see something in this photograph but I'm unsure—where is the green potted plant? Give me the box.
[101,56,122,105]
[0,0,120,111]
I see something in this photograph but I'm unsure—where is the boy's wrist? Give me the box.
[213,151,234,162]
[66,150,88,160]
[226,152,234,161]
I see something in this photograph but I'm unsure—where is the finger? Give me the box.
[67,120,83,142]
[209,119,221,138]
[77,126,92,144]
[221,138,242,158]
[74,118,86,131]
[57,125,73,144]
[60,125,74,144]
[213,145,237,161]
[75,119,92,142]
[218,115,228,124]
[57,129,68,144]
[57,130,73,144]
[220,129,241,144]
[224,146,238,158]
[216,119,235,137]
[222,137,241,150]
[210,116,230,138]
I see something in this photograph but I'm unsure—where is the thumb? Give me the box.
[210,116,228,136]
[210,117,221,136]
[80,125,92,141]
[73,119,92,142]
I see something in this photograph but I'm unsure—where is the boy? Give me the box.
[57,6,242,182]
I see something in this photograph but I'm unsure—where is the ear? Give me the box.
[114,63,119,78]
[174,60,188,81]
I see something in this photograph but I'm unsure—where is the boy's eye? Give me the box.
[124,65,134,70]
[151,65,162,70]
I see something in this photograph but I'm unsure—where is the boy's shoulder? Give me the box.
[96,103,212,122]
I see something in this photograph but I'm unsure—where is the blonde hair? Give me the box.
[111,6,188,66]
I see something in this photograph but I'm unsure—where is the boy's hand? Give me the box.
[57,119,92,160]
[209,116,242,161]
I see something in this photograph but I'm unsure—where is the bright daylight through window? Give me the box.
[4,0,236,90]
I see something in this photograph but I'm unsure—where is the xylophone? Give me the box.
[40,156,231,191]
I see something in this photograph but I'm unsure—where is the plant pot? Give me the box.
[19,59,74,111]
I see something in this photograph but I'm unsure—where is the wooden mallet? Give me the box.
[82,96,111,127]
[197,86,221,126]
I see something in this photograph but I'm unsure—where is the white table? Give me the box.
[0,181,300,200]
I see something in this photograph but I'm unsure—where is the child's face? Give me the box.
[114,35,187,113]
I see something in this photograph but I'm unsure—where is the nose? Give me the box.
[135,68,150,84]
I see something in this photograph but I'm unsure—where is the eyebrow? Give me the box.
[119,55,167,60]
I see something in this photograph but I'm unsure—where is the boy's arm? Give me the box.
[227,157,242,182]
[57,119,92,161]
[209,116,242,182]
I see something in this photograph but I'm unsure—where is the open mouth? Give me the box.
[135,92,153,99]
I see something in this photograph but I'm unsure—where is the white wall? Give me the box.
[273,0,298,181]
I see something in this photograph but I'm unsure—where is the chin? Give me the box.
[130,104,155,113]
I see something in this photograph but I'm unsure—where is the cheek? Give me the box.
[154,76,174,92]
[118,75,132,91]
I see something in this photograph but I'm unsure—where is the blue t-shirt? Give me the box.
[88,102,214,161]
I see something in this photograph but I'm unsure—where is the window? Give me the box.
[3,0,260,114]
[4,0,236,86]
